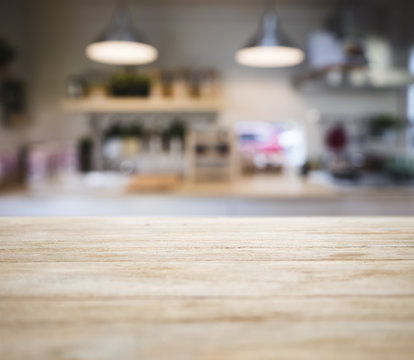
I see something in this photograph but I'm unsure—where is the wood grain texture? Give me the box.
[0,217,414,360]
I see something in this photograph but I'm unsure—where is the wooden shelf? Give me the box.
[297,82,409,95]
[293,69,413,93]
[62,97,222,114]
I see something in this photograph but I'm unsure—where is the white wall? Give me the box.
[0,0,403,157]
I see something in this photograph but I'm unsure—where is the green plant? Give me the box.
[125,123,144,138]
[104,123,145,140]
[164,120,187,141]
[104,123,123,139]
[108,71,150,97]
[369,114,402,137]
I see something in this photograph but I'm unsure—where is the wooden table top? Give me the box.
[1,217,414,359]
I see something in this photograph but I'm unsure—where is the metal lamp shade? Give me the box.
[235,10,304,68]
[86,6,158,65]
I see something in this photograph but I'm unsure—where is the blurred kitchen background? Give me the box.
[1,0,414,216]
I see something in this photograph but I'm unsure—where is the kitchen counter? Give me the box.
[1,218,414,359]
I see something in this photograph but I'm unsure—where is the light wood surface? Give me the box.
[1,217,414,359]
[62,98,221,114]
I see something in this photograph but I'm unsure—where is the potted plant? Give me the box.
[163,120,187,153]
[123,123,144,156]
[369,114,402,138]
[108,70,150,97]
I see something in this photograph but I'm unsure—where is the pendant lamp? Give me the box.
[86,0,158,65]
[235,2,304,68]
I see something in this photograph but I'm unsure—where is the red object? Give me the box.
[326,125,347,153]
